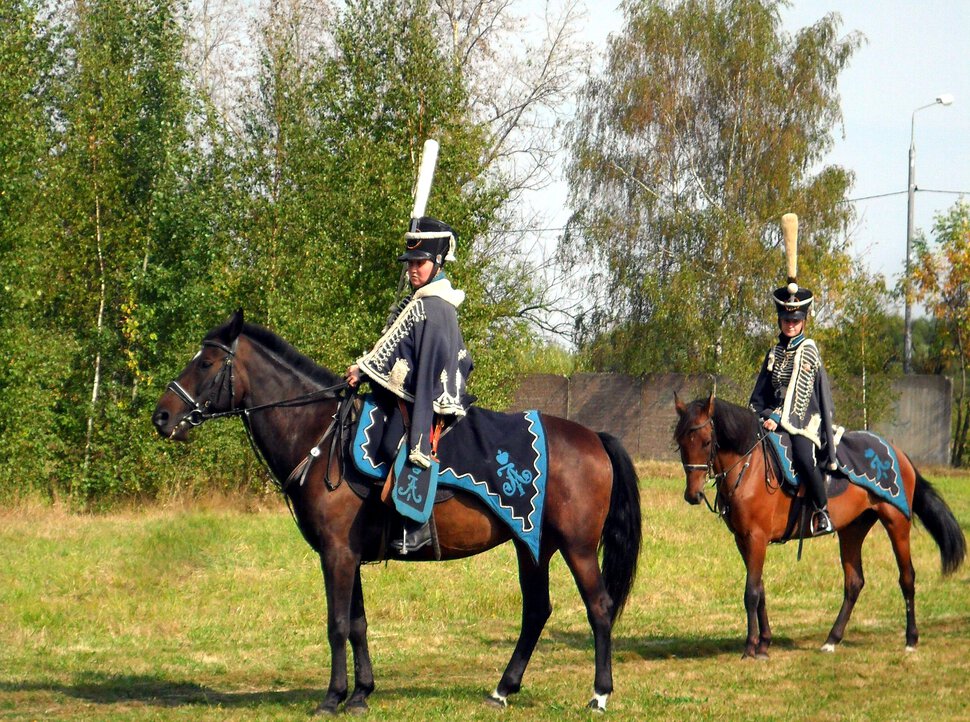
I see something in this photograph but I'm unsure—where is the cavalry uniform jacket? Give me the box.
[357,274,473,468]
[749,334,839,469]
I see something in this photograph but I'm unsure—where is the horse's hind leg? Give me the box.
[489,545,553,708]
[345,566,375,712]
[560,542,615,710]
[824,511,877,652]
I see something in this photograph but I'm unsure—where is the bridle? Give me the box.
[166,338,351,431]
[166,339,239,436]
[164,336,352,495]
[680,416,715,474]
[679,410,770,515]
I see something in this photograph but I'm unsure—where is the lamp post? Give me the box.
[904,93,953,374]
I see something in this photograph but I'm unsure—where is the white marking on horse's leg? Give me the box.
[905,645,917,653]
[489,689,508,707]
[589,691,609,711]
[820,643,836,653]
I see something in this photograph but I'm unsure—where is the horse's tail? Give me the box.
[911,461,966,576]
[597,432,642,622]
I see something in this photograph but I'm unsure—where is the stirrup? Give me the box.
[811,508,833,536]
[390,520,432,554]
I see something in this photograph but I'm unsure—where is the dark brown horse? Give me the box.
[152,310,641,714]
[674,394,965,659]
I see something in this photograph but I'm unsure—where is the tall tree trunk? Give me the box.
[82,193,107,479]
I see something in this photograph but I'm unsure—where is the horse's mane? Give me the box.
[205,320,342,388]
[712,399,762,454]
[675,397,761,455]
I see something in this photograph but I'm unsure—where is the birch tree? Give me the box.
[563,0,862,380]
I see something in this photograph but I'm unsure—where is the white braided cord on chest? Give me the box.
[360,298,426,373]
[771,341,820,421]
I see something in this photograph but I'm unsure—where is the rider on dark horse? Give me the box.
[345,216,474,553]
[749,267,839,536]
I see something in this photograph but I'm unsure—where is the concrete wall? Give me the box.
[508,374,952,466]
[872,375,952,466]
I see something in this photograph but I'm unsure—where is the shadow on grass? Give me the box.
[539,628,797,659]
[0,673,321,710]
[1,674,542,714]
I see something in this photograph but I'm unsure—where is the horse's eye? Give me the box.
[199,359,213,370]
[702,439,712,449]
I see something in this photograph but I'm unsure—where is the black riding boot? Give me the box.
[806,471,832,535]
[390,517,432,554]
[792,435,832,535]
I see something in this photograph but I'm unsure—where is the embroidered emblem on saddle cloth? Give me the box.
[351,394,548,561]
[766,430,909,518]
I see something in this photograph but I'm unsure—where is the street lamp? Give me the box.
[904,93,953,374]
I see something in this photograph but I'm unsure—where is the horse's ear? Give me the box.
[706,391,716,417]
[674,391,687,415]
[228,309,244,341]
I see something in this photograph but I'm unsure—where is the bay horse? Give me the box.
[152,310,641,714]
[674,393,965,659]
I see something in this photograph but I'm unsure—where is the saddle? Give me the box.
[350,394,551,563]
[765,429,908,517]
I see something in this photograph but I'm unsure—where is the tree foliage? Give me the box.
[911,200,970,465]
[563,0,863,384]
[0,0,579,502]
[814,262,897,430]
[0,0,68,492]
[229,0,536,406]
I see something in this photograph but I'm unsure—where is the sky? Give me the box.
[523,0,970,307]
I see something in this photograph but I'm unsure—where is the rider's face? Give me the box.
[407,259,436,289]
[779,317,805,338]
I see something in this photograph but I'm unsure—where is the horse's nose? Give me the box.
[152,408,170,433]
[684,489,702,505]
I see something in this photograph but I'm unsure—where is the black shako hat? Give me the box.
[398,216,457,265]
[772,283,814,321]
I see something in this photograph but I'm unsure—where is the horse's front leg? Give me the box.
[735,533,771,659]
[313,547,360,716]
[345,565,375,712]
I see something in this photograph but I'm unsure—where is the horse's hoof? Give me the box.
[755,652,770,661]
[587,693,609,712]
[484,691,508,709]
[311,702,340,717]
[345,699,369,715]
[820,643,836,653]
[905,645,917,653]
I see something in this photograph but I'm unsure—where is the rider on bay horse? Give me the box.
[749,217,838,536]
[345,216,474,553]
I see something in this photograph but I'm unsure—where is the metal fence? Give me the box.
[508,373,952,466]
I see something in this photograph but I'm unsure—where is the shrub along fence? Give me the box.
[507,374,952,467]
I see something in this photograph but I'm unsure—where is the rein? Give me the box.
[167,339,349,428]
[681,412,770,515]
[165,337,351,496]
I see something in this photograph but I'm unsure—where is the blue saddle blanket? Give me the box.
[767,430,909,518]
[351,395,549,561]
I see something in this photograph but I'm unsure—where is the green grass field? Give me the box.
[1,466,968,721]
